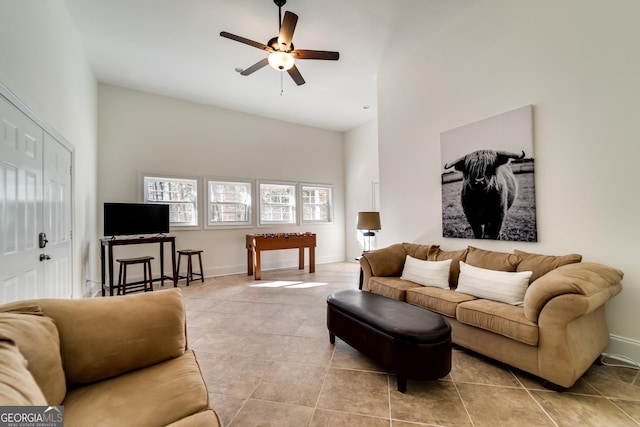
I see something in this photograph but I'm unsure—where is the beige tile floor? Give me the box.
[179,262,640,427]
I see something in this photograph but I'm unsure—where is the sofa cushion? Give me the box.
[429,248,468,288]
[35,289,186,386]
[362,243,408,277]
[456,262,532,305]
[514,249,582,283]
[0,339,47,405]
[62,350,209,427]
[368,277,420,301]
[456,299,539,346]
[406,286,476,318]
[0,306,65,404]
[402,243,440,260]
[465,246,521,271]
[401,256,451,289]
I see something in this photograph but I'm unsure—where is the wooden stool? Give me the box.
[116,256,154,295]
[177,249,204,286]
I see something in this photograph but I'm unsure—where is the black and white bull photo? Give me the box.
[442,149,537,241]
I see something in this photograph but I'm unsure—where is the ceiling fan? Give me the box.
[220,0,340,86]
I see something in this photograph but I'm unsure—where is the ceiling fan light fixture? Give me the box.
[268,51,295,71]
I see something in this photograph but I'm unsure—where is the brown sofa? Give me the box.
[360,243,624,389]
[0,288,222,426]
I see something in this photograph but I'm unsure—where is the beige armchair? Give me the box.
[0,289,222,426]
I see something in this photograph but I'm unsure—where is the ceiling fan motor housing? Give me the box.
[268,37,293,52]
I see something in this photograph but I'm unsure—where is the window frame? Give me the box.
[140,173,201,230]
[300,183,334,225]
[257,180,298,226]
[205,177,254,229]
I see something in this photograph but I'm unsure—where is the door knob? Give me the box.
[39,254,51,262]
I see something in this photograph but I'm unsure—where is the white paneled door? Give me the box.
[43,132,72,298]
[0,95,72,302]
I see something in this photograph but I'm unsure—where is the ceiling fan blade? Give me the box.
[278,11,298,51]
[287,64,306,86]
[240,58,269,76]
[220,31,272,52]
[292,50,340,60]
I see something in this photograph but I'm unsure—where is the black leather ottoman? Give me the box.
[327,289,451,392]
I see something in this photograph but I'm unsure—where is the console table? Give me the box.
[246,233,316,280]
[100,236,177,296]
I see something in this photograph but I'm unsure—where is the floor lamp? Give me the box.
[357,212,381,253]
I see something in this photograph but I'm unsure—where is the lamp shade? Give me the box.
[357,212,381,231]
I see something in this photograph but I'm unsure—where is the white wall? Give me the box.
[98,84,345,277]
[0,0,98,297]
[378,0,640,360]
[344,119,380,261]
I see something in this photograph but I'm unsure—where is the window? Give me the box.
[143,175,198,227]
[206,179,252,227]
[301,184,333,224]
[141,175,332,229]
[258,182,296,225]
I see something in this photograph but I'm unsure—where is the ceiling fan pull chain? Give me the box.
[280,72,284,96]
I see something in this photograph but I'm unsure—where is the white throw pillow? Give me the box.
[456,261,533,305]
[400,256,451,289]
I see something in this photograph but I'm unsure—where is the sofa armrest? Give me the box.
[523,262,623,323]
[359,256,374,292]
[361,243,407,280]
[36,289,187,386]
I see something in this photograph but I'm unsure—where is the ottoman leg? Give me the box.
[329,333,335,344]
[397,375,407,393]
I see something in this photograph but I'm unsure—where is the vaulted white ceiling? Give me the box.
[64,0,412,132]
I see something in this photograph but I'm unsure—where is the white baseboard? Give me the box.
[207,255,346,277]
[112,257,350,285]
[205,263,249,277]
[605,334,640,365]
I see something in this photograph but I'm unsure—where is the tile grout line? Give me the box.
[307,332,337,427]
[213,294,256,427]
[511,369,559,427]
[606,399,640,426]
[224,397,247,427]
[450,374,476,427]
[387,374,392,427]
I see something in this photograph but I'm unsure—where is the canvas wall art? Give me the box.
[440,105,537,241]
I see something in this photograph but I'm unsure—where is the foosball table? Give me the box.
[245,233,316,280]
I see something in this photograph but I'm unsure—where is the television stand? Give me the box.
[100,236,177,296]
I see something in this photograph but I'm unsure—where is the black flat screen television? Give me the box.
[104,203,170,237]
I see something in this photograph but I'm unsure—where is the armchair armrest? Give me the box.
[523,262,623,323]
[36,289,187,386]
